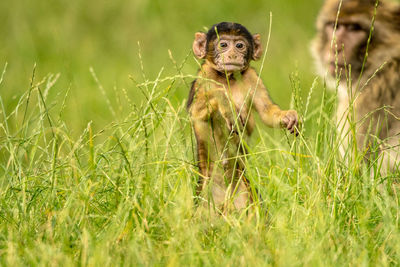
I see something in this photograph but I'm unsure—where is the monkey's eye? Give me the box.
[219,42,228,48]
[325,22,336,29]
[346,23,362,31]
[236,43,244,49]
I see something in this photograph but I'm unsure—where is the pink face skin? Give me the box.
[323,21,368,78]
[212,34,250,73]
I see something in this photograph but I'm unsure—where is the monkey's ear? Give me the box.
[193,32,207,59]
[252,34,263,61]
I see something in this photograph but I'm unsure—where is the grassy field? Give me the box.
[1,0,400,266]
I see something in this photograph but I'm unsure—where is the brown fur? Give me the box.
[311,0,400,173]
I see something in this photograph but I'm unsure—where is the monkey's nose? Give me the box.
[228,54,237,60]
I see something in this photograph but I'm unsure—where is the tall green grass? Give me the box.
[1,0,400,265]
[1,47,399,265]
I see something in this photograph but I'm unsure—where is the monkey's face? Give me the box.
[211,34,251,73]
[193,23,263,74]
[323,21,368,78]
[322,20,368,78]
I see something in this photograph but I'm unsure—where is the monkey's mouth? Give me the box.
[219,62,244,72]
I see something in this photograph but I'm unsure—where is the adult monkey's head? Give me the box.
[312,0,400,82]
[193,22,263,73]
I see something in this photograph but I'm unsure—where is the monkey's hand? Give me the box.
[281,110,299,135]
[222,113,244,135]
[225,117,237,134]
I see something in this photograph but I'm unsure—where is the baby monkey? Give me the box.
[187,22,298,213]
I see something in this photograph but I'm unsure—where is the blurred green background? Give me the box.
[0,0,322,134]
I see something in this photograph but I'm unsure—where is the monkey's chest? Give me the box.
[230,88,255,134]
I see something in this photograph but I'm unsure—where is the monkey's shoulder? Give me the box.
[243,67,259,77]
[239,67,262,83]
[186,80,197,110]
[186,78,215,114]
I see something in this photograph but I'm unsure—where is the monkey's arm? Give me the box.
[252,82,298,134]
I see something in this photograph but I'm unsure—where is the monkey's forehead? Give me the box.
[213,34,250,42]
[318,0,398,28]
[322,0,375,16]
[317,0,375,27]
[223,29,249,35]
[206,22,254,42]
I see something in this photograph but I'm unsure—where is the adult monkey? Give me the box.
[187,22,299,213]
[311,0,400,174]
